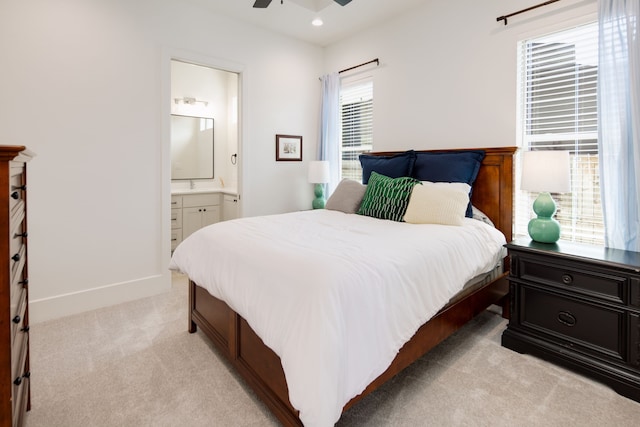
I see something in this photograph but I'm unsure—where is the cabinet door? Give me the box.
[223,195,239,221]
[183,205,220,238]
[182,207,203,239]
[201,205,220,227]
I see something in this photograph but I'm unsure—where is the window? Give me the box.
[340,80,373,181]
[516,22,604,245]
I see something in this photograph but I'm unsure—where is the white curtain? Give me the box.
[318,73,341,195]
[598,0,640,251]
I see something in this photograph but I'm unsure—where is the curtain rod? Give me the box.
[319,58,379,81]
[339,58,379,74]
[497,0,561,25]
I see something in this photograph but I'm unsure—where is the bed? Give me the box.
[170,146,516,426]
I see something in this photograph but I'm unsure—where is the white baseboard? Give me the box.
[28,273,172,324]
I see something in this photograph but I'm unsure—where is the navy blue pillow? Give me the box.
[359,150,416,184]
[412,150,486,217]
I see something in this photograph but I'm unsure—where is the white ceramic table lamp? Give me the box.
[521,150,571,243]
[308,160,330,209]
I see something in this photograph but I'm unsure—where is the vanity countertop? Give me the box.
[171,188,238,196]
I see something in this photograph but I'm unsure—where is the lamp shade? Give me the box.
[521,151,571,193]
[308,160,330,184]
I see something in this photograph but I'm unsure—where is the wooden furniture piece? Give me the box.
[0,145,34,427]
[502,238,640,403]
[188,146,516,426]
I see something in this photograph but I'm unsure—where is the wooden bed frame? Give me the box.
[188,146,516,426]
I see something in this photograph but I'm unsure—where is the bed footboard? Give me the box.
[189,273,508,426]
[189,281,301,426]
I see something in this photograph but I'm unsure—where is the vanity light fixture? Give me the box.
[174,97,209,107]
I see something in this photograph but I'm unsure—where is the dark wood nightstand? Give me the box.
[502,238,640,403]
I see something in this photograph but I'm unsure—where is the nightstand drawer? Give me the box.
[515,256,626,304]
[521,286,625,361]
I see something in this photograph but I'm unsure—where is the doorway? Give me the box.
[170,59,240,198]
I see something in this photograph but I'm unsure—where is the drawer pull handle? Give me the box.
[11,191,19,200]
[14,231,28,238]
[12,184,26,191]
[12,315,21,324]
[21,325,30,333]
[562,274,573,285]
[19,278,28,287]
[558,311,576,327]
[11,253,20,262]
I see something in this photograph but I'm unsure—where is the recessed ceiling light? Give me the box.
[312,18,323,27]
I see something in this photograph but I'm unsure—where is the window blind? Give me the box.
[516,22,604,245]
[340,80,373,181]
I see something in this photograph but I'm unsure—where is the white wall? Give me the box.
[0,0,598,322]
[324,0,597,151]
[0,0,323,322]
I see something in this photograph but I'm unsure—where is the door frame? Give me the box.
[161,48,245,268]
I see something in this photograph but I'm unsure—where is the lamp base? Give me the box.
[528,217,561,243]
[312,183,325,209]
[528,192,561,243]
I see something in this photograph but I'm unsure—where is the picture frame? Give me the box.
[276,134,303,161]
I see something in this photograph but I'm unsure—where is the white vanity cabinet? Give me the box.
[171,192,221,249]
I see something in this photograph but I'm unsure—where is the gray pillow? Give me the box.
[472,206,495,228]
[325,179,367,214]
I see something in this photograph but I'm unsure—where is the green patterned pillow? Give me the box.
[357,172,420,221]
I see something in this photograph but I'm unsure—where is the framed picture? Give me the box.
[276,134,303,161]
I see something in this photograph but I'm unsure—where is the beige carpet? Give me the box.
[25,273,640,426]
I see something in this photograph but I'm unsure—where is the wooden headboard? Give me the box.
[369,147,517,242]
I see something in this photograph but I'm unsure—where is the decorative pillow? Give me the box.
[421,181,471,195]
[359,150,416,184]
[404,184,469,226]
[325,179,367,214]
[357,172,420,221]
[412,150,486,217]
[472,205,495,228]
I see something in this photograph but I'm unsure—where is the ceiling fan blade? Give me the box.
[253,0,273,8]
[333,0,352,5]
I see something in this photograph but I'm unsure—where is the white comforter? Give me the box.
[169,209,506,426]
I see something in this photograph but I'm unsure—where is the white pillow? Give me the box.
[403,183,469,226]
[421,181,471,194]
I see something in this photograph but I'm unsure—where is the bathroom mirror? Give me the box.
[170,114,214,180]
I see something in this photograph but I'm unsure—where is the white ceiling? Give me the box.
[190,0,429,47]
